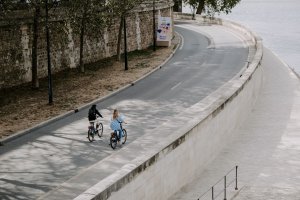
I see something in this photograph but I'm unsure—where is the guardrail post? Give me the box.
[224,176,227,200]
[235,165,238,190]
[212,186,214,200]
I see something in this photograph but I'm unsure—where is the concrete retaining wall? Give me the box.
[74,15,263,200]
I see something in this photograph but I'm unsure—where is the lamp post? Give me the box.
[153,0,156,51]
[45,0,53,104]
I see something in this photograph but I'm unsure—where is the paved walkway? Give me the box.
[0,23,250,200]
[169,47,300,200]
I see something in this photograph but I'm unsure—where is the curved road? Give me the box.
[0,22,249,199]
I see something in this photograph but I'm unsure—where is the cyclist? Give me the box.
[88,104,103,138]
[110,109,125,144]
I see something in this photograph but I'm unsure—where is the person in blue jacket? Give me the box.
[110,109,125,143]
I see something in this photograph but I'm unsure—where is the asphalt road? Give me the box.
[0,22,249,200]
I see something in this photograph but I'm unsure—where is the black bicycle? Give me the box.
[87,117,103,142]
[110,121,127,149]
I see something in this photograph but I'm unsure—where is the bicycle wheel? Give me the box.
[87,128,94,142]
[97,123,103,138]
[121,129,127,144]
[110,132,117,149]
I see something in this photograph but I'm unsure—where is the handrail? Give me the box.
[197,166,238,200]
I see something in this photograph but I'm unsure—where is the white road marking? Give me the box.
[178,32,184,50]
[171,82,182,90]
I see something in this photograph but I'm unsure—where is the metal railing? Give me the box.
[197,166,238,200]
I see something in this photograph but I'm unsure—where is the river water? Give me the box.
[220,0,300,75]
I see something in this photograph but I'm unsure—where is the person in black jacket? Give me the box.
[88,105,103,139]
[88,104,103,121]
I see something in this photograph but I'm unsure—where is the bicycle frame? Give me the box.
[89,119,101,128]
[87,117,103,142]
[110,121,127,149]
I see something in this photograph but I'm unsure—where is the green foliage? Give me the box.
[108,0,149,16]
[205,0,241,15]
[186,0,198,9]
[0,0,26,18]
[66,0,110,37]
[183,0,241,16]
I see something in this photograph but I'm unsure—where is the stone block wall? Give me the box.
[0,25,29,87]
[0,0,174,89]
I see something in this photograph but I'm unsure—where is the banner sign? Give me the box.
[157,17,172,42]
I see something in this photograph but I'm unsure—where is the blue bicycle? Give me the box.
[110,121,127,149]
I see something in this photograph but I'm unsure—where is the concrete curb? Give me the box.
[0,33,181,146]
[0,109,74,145]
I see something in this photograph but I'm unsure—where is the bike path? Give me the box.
[0,22,251,199]
[169,47,300,199]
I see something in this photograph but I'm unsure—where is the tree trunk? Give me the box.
[79,18,85,73]
[31,6,40,89]
[79,0,89,73]
[45,0,53,104]
[196,0,205,15]
[116,16,123,61]
[192,9,195,20]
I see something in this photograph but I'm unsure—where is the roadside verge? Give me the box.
[0,34,181,146]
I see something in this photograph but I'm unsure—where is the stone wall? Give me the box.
[0,0,174,89]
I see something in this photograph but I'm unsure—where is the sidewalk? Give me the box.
[169,47,300,200]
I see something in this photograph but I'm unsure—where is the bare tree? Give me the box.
[108,0,148,69]
[67,0,110,73]
[0,0,59,89]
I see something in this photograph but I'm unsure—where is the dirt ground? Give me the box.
[0,35,180,141]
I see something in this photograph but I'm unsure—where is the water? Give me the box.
[220,0,300,75]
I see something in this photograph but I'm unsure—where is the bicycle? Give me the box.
[87,117,103,142]
[110,121,127,149]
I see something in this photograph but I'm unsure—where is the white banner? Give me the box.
[157,17,172,42]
